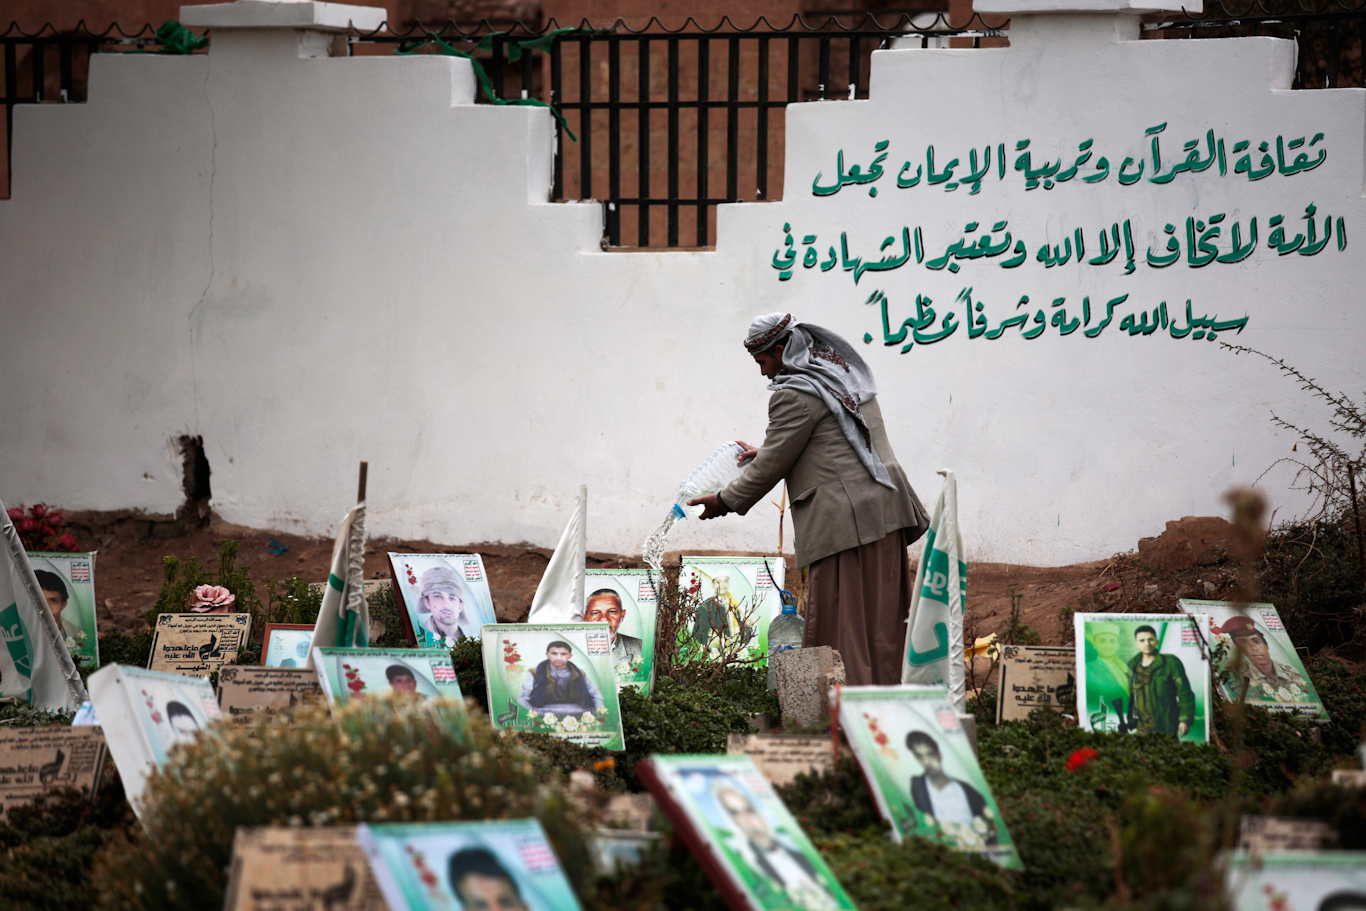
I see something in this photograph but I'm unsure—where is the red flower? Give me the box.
[29,503,47,519]
[1066,747,1099,772]
[6,507,23,522]
[57,533,77,552]
[18,517,37,534]
[46,512,64,527]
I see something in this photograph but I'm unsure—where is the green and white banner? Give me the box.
[0,500,85,711]
[307,503,369,663]
[901,471,967,712]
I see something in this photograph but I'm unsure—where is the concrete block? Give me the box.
[774,647,845,730]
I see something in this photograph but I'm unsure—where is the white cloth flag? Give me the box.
[306,502,368,666]
[900,470,967,712]
[528,485,587,623]
[0,499,86,711]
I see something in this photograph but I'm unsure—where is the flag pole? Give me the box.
[357,460,368,503]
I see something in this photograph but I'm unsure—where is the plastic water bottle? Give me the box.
[766,590,803,690]
[670,441,750,520]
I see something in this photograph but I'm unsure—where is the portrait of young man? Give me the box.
[905,730,998,848]
[1125,625,1195,738]
[518,640,605,717]
[447,846,529,911]
[712,778,838,910]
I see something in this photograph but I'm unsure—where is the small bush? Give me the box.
[776,754,885,838]
[144,539,263,629]
[819,832,1018,911]
[95,631,152,669]
[1263,779,1366,849]
[616,678,755,789]
[0,782,133,911]
[91,695,589,911]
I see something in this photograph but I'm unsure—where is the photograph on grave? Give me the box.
[1075,612,1211,742]
[312,647,463,708]
[261,622,317,667]
[388,553,496,649]
[86,664,222,811]
[1179,600,1328,720]
[0,726,107,818]
[837,685,1022,868]
[224,826,387,911]
[147,612,251,676]
[28,551,99,668]
[1225,852,1366,911]
[217,666,324,726]
[481,623,624,750]
[357,817,582,911]
[995,645,1076,724]
[638,753,856,911]
[679,557,785,664]
[583,569,658,696]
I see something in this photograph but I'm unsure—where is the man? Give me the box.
[418,564,480,645]
[35,569,83,640]
[1211,615,1310,703]
[1125,625,1195,738]
[447,847,528,911]
[385,664,424,698]
[165,700,200,745]
[692,571,747,651]
[1086,628,1132,729]
[713,781,837,910]
[906,731,997,847]
[689,313,929,685]
[518,640,605,716]
[585,589,642,663]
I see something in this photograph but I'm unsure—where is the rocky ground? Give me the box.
[72,508,1266,672]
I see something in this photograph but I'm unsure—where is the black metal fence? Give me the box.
[5,6,1365,244]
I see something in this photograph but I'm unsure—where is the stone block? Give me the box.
[773,647,845,730]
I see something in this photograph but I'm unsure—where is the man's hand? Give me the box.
[687,495,729,520]
[1177,722,1189,737]
[735,440,759,465]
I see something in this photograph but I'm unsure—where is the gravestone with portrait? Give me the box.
[311,647,463,710]
[995,645,1076,723]
[481,623,626,750]
[679,558,786,666]
[260,622,317,668]
[1074,612,1211,743]
[1180,600,1328,720]
[28,551,99,668]
[638,753,857,911]
[1225,852,1366,911]
[837,685,1022,869]
[86,663,222,815]
[217,666,325,726]
[387,554,497,649]
[583,569,658,697]
[358,818,583,911]
[0,726,107,817]
[147,612,251,676]
[223,826,387,911]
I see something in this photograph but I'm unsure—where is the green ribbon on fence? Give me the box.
[396,29,602,142]
[154,20,209,55]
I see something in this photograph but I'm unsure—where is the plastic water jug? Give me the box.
[670,441,750,519]
[766,590,803,690]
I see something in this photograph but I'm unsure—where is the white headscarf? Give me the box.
[744,313,895,490]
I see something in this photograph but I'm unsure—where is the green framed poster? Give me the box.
[838,685,1022,869]
[583,569,658,697]
[1075,612,1211,742]
[679,557,786,664]
[29,552,98,668]
[312,647,463,708]
[481,623,625,750]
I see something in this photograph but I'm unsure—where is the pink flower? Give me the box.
[189,584,235,613]
[6,507,23,522]
[57,533,77,552]
[1066,747,1099,772]
[18,517,37,534]
[29,504,47,519]
[45,512,64,528]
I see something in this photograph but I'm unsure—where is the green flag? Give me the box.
[901,470,967,711]
[307,503,369,664]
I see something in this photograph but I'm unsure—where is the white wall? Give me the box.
[2,8,1363,565]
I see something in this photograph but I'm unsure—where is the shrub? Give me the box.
[0,782,133,911]
[776,754,885,838]
[1262,779,1366,849]
[94,631,153,670]
[819,832,1018,911]
[91,695,588,910]
[144,539,263,629]
[616,679,755,790]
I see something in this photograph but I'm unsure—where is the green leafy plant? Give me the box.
[0,783,134,911]
[91,695,589,911]
[143,539,263,630]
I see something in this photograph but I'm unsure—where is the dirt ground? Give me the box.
[72,510,1255,663]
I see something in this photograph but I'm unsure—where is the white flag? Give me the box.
[528,485,587,623]
[0,499,87,711]
[306,502,368,665]
[901,470,967,712]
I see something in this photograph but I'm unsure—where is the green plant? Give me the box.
[616,679,755,790]
[0,704,76,726]
[95,631,153,669]
[1113,785,1228,911]
[775,754,885,837]
[143,539,263,630]
[1262,779,1366,849]
[91,695,589,911]
[1000,587,1042,646]
[819,832,1019,911]
[365,582,409,648]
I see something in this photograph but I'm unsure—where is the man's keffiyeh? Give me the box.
[744,313,896,490]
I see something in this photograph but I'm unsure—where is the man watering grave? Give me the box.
[688,313,930,686]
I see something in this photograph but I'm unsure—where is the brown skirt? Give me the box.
[804,528,916,687]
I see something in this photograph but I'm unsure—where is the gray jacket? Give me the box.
[721,389,929,567]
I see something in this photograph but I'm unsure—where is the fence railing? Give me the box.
[5,6,1365,243]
